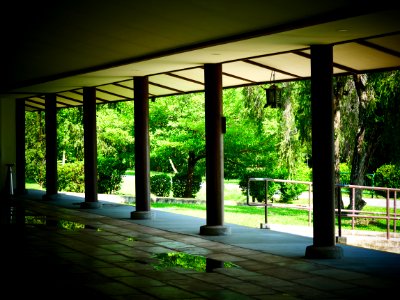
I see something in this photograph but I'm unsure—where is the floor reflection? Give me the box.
[152,252,239,273]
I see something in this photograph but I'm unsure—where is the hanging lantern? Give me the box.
[263,71,282,108]
[264,84,282,108]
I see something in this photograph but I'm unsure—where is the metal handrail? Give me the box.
[246,178,400,239]
[337,184,399,239]
[247,178,313,227]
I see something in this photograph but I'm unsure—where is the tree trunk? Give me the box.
[184,151,196,198]
[333,76,346,209]
[349,74,381,211]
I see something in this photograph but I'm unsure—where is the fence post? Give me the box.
[261,179,270,229]
[337,186,342,238]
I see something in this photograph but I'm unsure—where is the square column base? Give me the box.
[80,201,102,209]
[131,211,154,220]
[200,225,231,236]
[305,245,343,259]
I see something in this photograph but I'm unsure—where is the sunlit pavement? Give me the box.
[2,189,400,299]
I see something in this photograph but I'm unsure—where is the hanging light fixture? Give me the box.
[264,71,282,108]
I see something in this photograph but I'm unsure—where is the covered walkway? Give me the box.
[2,190,399,299]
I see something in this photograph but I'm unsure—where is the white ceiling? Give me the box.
[1,1,399,111]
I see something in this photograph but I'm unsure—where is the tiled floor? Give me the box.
[2,192,399,299]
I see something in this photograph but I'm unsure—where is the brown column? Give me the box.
[15,98,26,195]
[80,87,101,209]
[131,76,153,219]
[200,63,230,236]
[42,94,58,200]
[305,45,343,258]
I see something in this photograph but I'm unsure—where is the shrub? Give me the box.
[374,164,400,197]
[279,164,311,203]
[150,173,172,197]
[238,169,280,203]
[238,164,311,203]
[339,163,351,185]
[57,161,85,192]
[97,156,128,194]
[172,172,202,198]
[25,148,46,188]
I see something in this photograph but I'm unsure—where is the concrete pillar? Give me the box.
[42,94,58,200]
[80,87,101,209]
[0,98,16,197]
[305,45,343,258]
[200,63,230,236]
[131,76,153,220]
[15,99,26,195]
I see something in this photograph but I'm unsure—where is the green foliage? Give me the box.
[150,173,172,197]
[150,93,205,174]
[238,163,311,203]
[292,80,312,152]
[172,172,202,198]
[374,164,400,197]
[339,163,351,185]
[97,156,129,194]
[97,104,134,168]
[25,111,46,187]
[58,220,85,230]
[152,252,206,272]
[151,252,238,272]
[57,161,85,192]
[279,164,312,202]
[279,183,303,202]
[238,169,280,203]
[369,71,400,169]
[25,147,46,187]
[57,107,84,162]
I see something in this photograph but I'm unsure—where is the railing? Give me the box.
[247,178,313,227]
[247,178,400,239]
[336,184,399,239]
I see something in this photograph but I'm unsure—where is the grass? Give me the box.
[25,177,398,233]
[26,181,44,190]
[119,175,246,202]
[148,202,398,233]
[151,202,310,228]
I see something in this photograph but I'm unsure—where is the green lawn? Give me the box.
[25,177,397,233]
[148,202,397,232]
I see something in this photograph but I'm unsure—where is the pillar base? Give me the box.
[200,225,231,236]
[42,194,58,201]
[305,245,343,259]
[130,210,154,220]
[80,201,102,209]
[260,223,270,229]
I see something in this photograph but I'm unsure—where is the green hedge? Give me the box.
[374,164,400,197]
[58,161,85,192]
[56,157,128,194]
[97,156,128,194]
[172,172,202,198]
[150,174,172,197]
[238,169,280,203]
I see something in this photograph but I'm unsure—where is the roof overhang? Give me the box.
[1,1,399,111]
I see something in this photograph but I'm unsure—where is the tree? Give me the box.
[57,107,84,163]
[150,93,206,198]
[25,110,46,187]
[96,102,134,193]
[224,87,281,179]
[235,85,311,202]
[348,71,400,209]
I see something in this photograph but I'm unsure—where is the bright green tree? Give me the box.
[96,102,134,193]
[150,93,206,198]
[25,110,46,187]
